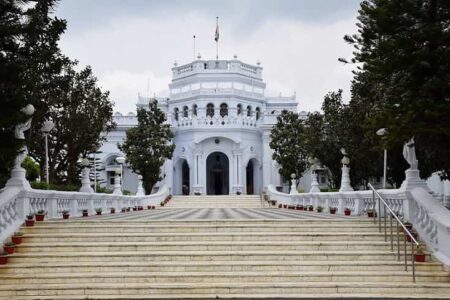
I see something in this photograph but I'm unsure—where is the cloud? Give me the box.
[58,5,358,113]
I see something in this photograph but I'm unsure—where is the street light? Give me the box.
[116,156,125,192]
[41,120,55,187]
[376,128,388,189]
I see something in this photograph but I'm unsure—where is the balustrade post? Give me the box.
[337,197,344,215]
[47,196,58,219]
[70,196,78,217]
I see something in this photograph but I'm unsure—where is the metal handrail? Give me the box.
[367,183,419,282]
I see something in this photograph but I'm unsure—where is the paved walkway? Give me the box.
[74,208,364,221]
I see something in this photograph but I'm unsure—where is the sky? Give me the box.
[54,0,361,114]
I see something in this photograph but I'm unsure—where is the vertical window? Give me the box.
[220,103,228,117]
[246,105,252,117]
[256,107,261,120]
[206,103,214,117]
[192,104,197,116]
[174,108,179,121]
[183,106,188,118]
[237,104,242,115]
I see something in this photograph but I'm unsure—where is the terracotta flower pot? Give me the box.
[35,214,45,222]
[367,212,374,218]
[63,214,70,220]
[0,256,7,265]
[406,233,417,242]
[82,212,89,217]
[147,205,152,210]
[25,220,34,227]
[4,246,14,255]
[330,208,337,214]
[96,211,102,215]
[415,253,426,262]
[308,207,313,211]
[11,236,22,245]
[344,210,351,216]
[278,204,282,208]
[133,207,138,211]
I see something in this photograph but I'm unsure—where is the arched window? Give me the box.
[174,107,179,121]
[220,103,228,117]
[183,106,188,118]
[206,103,214,117]
[192,104,197,116]
[237,104,242,115]
[256,107,261,120]
[246,105,252,117]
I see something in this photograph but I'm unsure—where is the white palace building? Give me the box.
[98,57,304,195]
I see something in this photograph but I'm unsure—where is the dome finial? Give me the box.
[197,53,202,59]
[174,60,178,67]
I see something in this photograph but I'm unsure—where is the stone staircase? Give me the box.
[0,211,449,299]
[165,194,262,208]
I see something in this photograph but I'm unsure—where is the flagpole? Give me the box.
[216,16,219,60]
[193,35,196,60]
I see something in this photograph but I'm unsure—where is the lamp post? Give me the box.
[376,128,388,189]
[115,156,125,192]
[41,120,55,187]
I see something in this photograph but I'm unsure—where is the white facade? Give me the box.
[99,58,298,195]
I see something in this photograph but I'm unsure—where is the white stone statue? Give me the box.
[403,137,418,170]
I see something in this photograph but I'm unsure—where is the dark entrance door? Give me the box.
[206,152,229,195]
[182,160,190,195]
[246,160,254,195]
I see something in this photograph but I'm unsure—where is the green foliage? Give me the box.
[343,0,450,179]
[119,100,175,195]
[21,156,40,182]
[123,190,133,196]
[31,181,80,191]
[270,111,309,183]
[95,184,112,194]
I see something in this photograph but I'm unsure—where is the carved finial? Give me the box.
[233,54,238,59]
[197,53,202,59]
[256,60,261,66]
[174,60,178,67]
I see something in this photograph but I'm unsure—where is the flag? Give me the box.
[214,24,219,42]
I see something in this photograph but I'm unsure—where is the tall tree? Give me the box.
[119,100,175,194]
[270,111,309,184]
[343,0,450,179]
[28,63,115,184]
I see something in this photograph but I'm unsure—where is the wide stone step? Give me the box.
[1,282,450,297]
[8,250,406,263]
[0,271,447,285]
[18,232,392,242]
[3,260,442,273]
[21,223,389,233]
[15,241,398,252]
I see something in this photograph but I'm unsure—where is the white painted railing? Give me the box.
[266,184,450,266]
[0,185,169,244]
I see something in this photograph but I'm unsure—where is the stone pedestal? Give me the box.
[5,166,31,190]
[310,172,320,193]
[400,169,429,192]
[136,175,145,196]
[79,167,94,193]
[339,165,354,192]
[112,174,122,195]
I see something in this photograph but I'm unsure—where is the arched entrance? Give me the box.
[182,160,190,195]
[206,152,229,195]
[246,160,254,195]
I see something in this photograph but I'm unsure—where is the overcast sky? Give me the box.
[55,0,361,114]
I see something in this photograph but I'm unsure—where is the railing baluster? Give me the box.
[397,222,400,260]
[404,230,408,271]
[411,242,416,283]
[384,205,387,242]
[390,213,393,251]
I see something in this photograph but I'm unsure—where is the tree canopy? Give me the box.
[119,100,175,194]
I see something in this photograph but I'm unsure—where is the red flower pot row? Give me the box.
[0,256,7,265]
[4,246,15,255]
[25,219,35,227]
[415,253,426,262]
[11,236,22,245]
[35,214,45,222]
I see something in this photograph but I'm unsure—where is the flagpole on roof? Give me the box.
[215,16,219,60]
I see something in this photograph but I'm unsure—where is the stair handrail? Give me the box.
[368,183,419,282]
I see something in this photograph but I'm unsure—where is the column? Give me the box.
[261,130,272,189]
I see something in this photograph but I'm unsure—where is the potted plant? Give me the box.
[110,207,116,214]
[316,206,323,213]
[308,205,314,211]
[62,210,70,219]
[406,230,418,242]
[133,206,138,211]
[82,209,89,217]
[0,252,8,265]
[160,201,165,207]
[3,242,15,254]
[414,244,426,262]
[25,214,35,227]
[126,207,131,212]
[95,208,102,215]
[35,210,46,222]
[367,209,375,218]
[404,221,413,232]
[270,200,277,206]
[138,206,143,211]
[121,207,127,213]
[283,204,288,209]
[278,203,282,208]
[329,207,337,214]
[11,232,23,245]
[344,208,352,216]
